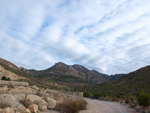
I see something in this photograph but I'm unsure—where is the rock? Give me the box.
[29,104,38,113]
[24,94,47,105]
[0,107,15,113]
[19,106,26,113]
[0,94,17,108]
[31,86,39,91]
[41,105,47,112]
[0,86,8,93]
[25,109,31,113]
[47,98,57,109]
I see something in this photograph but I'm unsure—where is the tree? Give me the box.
[1,76,7,80]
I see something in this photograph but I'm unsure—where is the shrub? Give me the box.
[20,95,32,108]
[6,78,10,81]
[55,98,87,113]
[136,91,150,107]
[125,99,129,104]
[93,93,101,99]
[1,76,11,81]
[1,76,6,80]
[83,91,91,97]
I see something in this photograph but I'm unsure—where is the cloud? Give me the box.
[0,0,150,74]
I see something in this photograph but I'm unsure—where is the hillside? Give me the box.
[85,65,150,97]
[0,58,30,77]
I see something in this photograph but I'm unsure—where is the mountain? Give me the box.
[28,62,109,83]
[107,74,125,81]
[86,65,150,96]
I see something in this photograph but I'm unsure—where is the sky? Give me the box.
[0,0,150,75]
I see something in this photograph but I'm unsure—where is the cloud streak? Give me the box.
[0,0,150,74]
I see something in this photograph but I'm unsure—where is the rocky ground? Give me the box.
[0,80,71,113]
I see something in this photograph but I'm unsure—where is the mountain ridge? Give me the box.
[28,62,109,83]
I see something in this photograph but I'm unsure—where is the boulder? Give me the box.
[24,94,47,105]
[47,98,57,109]
[25,109,31,113]
[18,106,26,113]
[29,104,38,113]
[0,94,17,108]
[0,86,8,93]
[0,107,15,113]
[41,105,47,112]
[31,86,39,91]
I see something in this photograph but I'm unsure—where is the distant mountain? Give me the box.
[29,62,109,83]
[87,65,150,96]
[107,74,125,81]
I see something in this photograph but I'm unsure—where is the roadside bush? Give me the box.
[55,98,87,113]
[93,93,101,99]
[136,91,150,107]
[83,91,91,97]
[92,92,107,99]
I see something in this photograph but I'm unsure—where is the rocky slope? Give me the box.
[0,58,30,78]
[0,58,27,80]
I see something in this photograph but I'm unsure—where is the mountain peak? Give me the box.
[55,62,66,65]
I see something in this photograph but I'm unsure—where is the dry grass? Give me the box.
[20,95,32,108]
[55,98,87,113]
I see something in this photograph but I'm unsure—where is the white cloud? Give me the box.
[0,0,150,74]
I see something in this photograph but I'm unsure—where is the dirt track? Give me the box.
[80,98,135,113]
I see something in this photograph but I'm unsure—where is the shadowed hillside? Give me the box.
[85,66,150,97]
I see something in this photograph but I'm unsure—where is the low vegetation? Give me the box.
[1,76,10,81]
[55,98,87,113]
[136,91,150,107]
[20,95,32,108]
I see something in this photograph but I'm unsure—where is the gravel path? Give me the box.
[80,98,136,113]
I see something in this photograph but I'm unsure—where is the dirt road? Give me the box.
[80,98,135,113]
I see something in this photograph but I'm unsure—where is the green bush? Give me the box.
[1,76,6,80]
[93,93,101,99]
[83,91,91,97]
[93,92,107,99]
[6,78,10,81]
[1,76,11,81]
[136,91,150,107]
